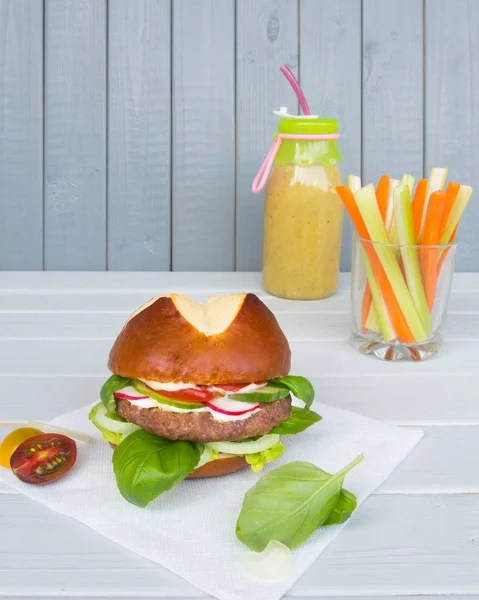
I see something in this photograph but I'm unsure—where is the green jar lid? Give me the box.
[274,117,342,166]
[277,117,339,135]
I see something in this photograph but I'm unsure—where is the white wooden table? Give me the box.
[1,272,479,600]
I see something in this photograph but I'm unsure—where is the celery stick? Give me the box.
[348,174,383,329]
[368,177,399,331]
[348,175,384,332]
[361,247,396,341]
[405,174,415,195]
[387,175,410,245]
[428,167,448,194]
[348,175,362,194]
[420,167,448,238]
[387,213,399,245]
[393,185,432,333]
[385,178,400,229]
[366,305,381,334]
[367,175,403,333]
[348,174,379,328]
[440,184,473,244]
[366,175,406,330]
[354,184,428,342]
[365,304,381,332]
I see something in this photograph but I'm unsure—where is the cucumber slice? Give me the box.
[205,434,280,455]
[229,386,290,404]
[90,402,141,436]
[132,380,206,410]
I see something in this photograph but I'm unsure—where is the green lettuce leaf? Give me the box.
[244,442,285,473]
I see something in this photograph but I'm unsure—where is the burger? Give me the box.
[89,293,320,507]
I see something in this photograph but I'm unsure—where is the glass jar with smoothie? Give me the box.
[253,115,344,300]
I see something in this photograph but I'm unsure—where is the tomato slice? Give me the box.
[150,386,220,403]
[214,381,268,393]
[147,381,268,402]
[10,433,77,485]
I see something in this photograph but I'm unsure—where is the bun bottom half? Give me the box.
[108,442,248,479]
[186,455,248,478]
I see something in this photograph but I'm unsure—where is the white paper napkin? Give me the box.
[0,401,422,600]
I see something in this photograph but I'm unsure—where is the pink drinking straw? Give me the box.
[280,65,311,116]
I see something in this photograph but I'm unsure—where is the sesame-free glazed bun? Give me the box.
[108,293,291,384]
[185,455,248,478]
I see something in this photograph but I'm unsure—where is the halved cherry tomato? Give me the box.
[0,427,42,468]
[151,386,219,403]
[10,433,77,485]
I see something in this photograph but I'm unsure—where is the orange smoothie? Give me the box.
[263,163,343,299]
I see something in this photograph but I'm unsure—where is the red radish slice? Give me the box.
[114,391,149,401]
[205,402,260,416]
[205,396,260,416]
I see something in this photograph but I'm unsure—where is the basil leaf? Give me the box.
[323,488,357,526]
[112,430,201,507]
[236,454,363,551]
[268,376,315,408]
[269,407,322,435]
[100,374,131,418]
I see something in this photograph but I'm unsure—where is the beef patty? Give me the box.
[116,395,292,443]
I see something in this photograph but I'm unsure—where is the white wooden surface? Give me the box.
[1,272,479,599]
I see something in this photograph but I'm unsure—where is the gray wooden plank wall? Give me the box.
[0,0,477,272]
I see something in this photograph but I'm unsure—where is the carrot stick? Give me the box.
[440,182,461,235]
[337,186,415,343]
[360,175,390,332]
[376,175,390,222]
[408,347,422,361]
[440,185,472,244]
[420,190,447,310]
[438,179,473,273]
[412,178,428,240]
[433,183,460,277]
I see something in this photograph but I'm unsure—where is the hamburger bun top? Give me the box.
[108,293,291,384]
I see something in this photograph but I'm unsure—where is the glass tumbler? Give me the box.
[350,234,457,361]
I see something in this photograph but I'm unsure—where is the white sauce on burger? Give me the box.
[141,380,267,393]
[115,385,263,422]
